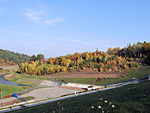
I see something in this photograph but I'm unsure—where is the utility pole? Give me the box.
[0,88,2,99]
[0,88,2,107]
[93,77,98,85]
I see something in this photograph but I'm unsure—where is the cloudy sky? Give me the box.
[0,0,150,57]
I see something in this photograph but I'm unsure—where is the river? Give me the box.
[0,74,21,86]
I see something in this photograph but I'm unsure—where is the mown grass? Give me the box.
[0,66,18,74]
[0,84,24,97]
[125,66,150,78]
[8,80,150,113]
[56,66,150,85]
[4,73,48,86]
[4,71,72,86]
[56,77,127,85]
[2,66,18,70]
[0,70,10,74]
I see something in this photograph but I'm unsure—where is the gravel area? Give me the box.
[38,80,57,87]
[20,87,78,101]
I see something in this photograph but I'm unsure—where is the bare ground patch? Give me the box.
[16,78,42,85]
[50,73,123,78]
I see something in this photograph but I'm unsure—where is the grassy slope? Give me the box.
[0,66,18,74]
[57,66,150,85]
[8,81,150,113]
[0,84,24,97]
[4,72,70,86]
[4,73,47,86]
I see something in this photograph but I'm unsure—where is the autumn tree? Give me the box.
[47,58,55,64]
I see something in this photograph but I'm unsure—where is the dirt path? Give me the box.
[51,73,122,78]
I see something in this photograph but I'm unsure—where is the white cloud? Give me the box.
[25,9,64,25]
[84,42,89,45]
[25,12,41,22]
[52,38,80,43]
[0,29,30,36]
[50,38,89,45]
[44,17,64,25]
[0,29,87,44]
[25,9,46,22]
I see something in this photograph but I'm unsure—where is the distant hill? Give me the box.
[0,49,30,65]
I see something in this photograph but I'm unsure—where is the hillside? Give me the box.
[0,49,30,65]
[17,41,150,75]
[9,80,150,113]
[115,41,150,65]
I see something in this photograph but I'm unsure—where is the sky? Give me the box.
[0,0,150,58]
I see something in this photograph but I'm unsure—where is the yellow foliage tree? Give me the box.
[18,63,25,73]
[100,67,103,72]
[82,66,86,71]
[61,66,67,72]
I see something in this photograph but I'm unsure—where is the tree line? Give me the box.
[107,41,150,65]
[0,49,30,65]
[18,50,140,75]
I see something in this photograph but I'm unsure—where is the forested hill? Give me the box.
[18,41,150,75]
[108,41,150,65]
[0,49,30,65]
[117,42,150,65]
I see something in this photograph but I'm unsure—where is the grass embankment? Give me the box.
[57,66,150,85]
[0,84,24,97]
[0,66,18,74]
[8,80,150,113]
[3,66,18,70]
[0,69,11,74]
[4,73,49,86]
[3,66,68,86]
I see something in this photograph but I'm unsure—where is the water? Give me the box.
[0,74,21,86]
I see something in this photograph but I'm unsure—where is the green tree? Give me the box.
[37,54,44,61]
[30,55,37,61]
